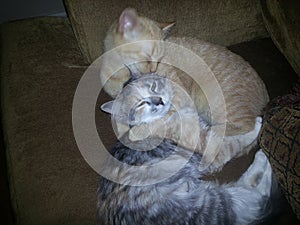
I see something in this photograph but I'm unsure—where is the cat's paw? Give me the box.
[254,116,262,132]
[237,149,272,196]
[255,116,262,124]
[243,116,262,143]
[129,124,151,141]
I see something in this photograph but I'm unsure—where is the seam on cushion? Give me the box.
[64,0,92,64]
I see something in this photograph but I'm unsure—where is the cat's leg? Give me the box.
[236,149,272,195]
[128,119,167,141]
[200,117,262,172]
[128,107,200,151]
[227,150,276,225]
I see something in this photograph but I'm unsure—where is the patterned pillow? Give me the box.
[259,83,300,220]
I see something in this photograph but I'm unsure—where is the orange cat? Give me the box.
[99,8,269,171]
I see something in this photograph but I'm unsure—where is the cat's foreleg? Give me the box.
[228,150,279,225]
[128,119,167,141]
[236,149,272,193]
[200,117,262,172]
[128,107,200,151]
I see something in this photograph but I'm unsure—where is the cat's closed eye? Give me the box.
[151,82,157,92]
[137,101,149,107]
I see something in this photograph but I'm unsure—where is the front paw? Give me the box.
[129,124,151,141]
[254,116,262,133]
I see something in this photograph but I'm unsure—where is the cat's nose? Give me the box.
[150,96,164,106]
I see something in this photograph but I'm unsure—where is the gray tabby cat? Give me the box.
[97,137,280,225]
[101,69,262,171]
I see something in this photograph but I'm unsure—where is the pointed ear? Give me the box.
[159,22,175,39]
[100,101,115,114]
[118,8,139,35]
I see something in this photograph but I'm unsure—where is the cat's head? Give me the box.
[101,66,173,127]
[104,8,175,73]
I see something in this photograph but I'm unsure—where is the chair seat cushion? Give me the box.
[0,17,100,225]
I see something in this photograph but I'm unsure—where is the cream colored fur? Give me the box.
[100,8,269,171]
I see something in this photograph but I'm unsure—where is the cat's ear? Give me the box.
[118,8,140,36]
[125,64,141,79]
[159,22,175,39]
[100,101,115,114]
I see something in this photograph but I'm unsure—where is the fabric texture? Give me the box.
[261,0,300,76]
[64,0,268,63]
[0,17,102,225]
[260,83,300,220]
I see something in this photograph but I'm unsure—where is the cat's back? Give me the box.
[166,37,269,134]
[98,139,235,225]
[98,139,198,224]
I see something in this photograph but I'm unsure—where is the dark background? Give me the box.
[0,0,66,23]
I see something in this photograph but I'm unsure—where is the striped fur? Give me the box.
[98,139,279,225]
